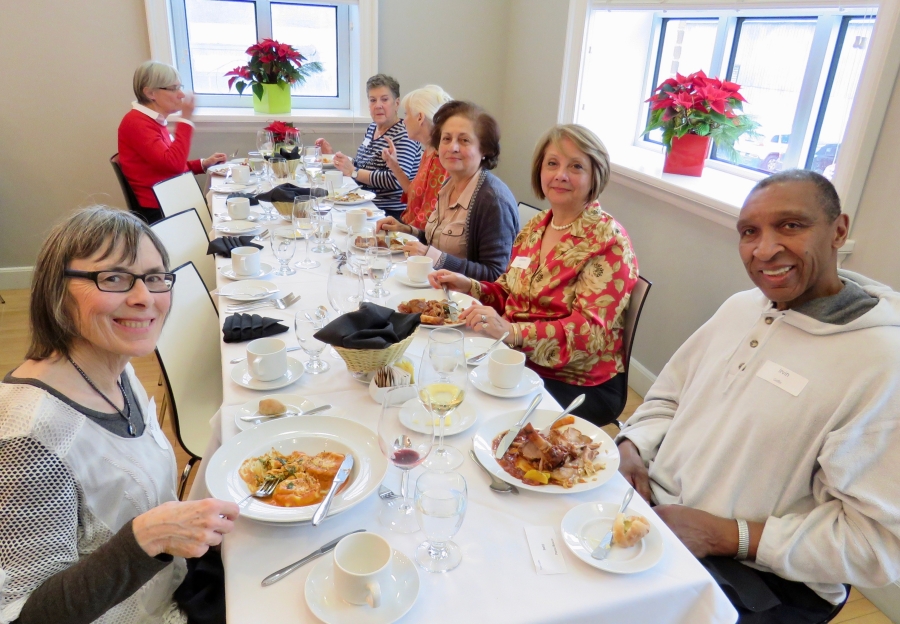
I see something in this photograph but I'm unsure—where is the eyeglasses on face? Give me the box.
[64,270,176,293]
[159,84,184,92]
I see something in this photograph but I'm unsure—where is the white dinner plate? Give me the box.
[398,397,478,436]
[349,232,415,259]
[214,220,260,235]
[217,280,279,301]
[305,550,419,624]
[219,262,275,281]
[468,364,543,398]
[384,290,479,329]
[561,501,664,573]
[211,182,254,193]
[333,189,377,205]
[464,336,510,366]
[205,415,387,524]
[230,358,304,390]
[207,161,248,176]
[234,393,318,431]
[471,409,620,494]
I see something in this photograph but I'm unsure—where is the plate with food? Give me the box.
[206,415,387,523]
[472,409,619,493]
[333,189,377,206]
[234,394,318,431]
[321,153,335,168]
[561,500,663,573]
[207,160,249,176]
[350,231,416,257]
[385,290,479,327]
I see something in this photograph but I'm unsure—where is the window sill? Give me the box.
[192,107,372,132]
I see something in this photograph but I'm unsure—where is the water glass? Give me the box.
[347,226,375,302]
[256,130,274,159]
[283,128,302,154]
[419,328,466,471]
[311,205,333,254]
[415,470,467,572]
[292,198,320,269]
[304,145,323,180]
[327,256,360,315]
[366,247,392,299]
[270,228,296,276]
[270,156,289,181]
[294,308,329,374]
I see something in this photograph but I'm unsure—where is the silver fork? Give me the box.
[227,293,299,313]
[237,479,278,504]
[252,229,270,242]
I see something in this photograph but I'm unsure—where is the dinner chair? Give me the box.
[151,209,217,292]
[109,153,143,214]
[155,261,222,499]
[517,201,542,231]
[614,275,652,424]
[153,171,213,232]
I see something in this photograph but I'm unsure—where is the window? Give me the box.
[170,0,352,109]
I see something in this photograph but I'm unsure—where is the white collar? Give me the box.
[132,102,167,126]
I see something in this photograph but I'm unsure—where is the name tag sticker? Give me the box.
[511,256,531,270]
[361,137,371,147]
[524,526,568,575]
[756,360,808,397]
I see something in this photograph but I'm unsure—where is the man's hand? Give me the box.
[655,505,741,559]
[617,439,652,503]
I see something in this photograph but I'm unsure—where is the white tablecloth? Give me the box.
[206,186,737,623]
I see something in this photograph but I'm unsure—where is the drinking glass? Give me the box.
[270,156,289,181]
[303,145,324,181]
[270,228,296,276]
[347,226,375,302]
[292,197,320,269]
[419,328,466,470]
[366,247,392,299]
[256,130,274,160]
[283,128,302,154]
[326,256,358,358]
[294,308,329,374]
[248,153,266,186]
[377,386,434,533]
[311,206,333,253]
[415,470,467,573]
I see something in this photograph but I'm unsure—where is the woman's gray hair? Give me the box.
[366,74,400,100]
[401,85,453,124]
[531,124,611,203]
[133,61,181,104]
[27,206,171,361]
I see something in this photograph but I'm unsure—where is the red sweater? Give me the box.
[117,109,203,209]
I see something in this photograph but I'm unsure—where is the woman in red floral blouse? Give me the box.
[430,124,639,426]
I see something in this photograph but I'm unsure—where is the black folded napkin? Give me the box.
[226,191,259,206]
[314,302,421,349]
[255,183,328,204]
[279,146,301,160]
[222,313,288,343]
[206,236,263,258]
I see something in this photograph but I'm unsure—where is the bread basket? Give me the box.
[333,333,416,373]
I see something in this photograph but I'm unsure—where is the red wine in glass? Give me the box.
[391,448,421,467]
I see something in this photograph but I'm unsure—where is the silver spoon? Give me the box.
[231,346,301,364]
[467,332,509,365]
[469,449,518,494]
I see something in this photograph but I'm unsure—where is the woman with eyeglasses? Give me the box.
[0,207,238,623]
[117,61,227,224]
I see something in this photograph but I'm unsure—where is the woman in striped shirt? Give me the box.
[316,74,422,218]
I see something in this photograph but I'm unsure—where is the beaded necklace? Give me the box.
[67,356,136,436]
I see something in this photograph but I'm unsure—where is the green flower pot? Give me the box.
[253,83,292,114]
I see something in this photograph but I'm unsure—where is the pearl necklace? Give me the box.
[549,219,575,231]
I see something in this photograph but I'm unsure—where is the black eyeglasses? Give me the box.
[159,84,184,92]
[64,270,176,293]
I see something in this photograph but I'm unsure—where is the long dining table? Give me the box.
[205,178,738,624]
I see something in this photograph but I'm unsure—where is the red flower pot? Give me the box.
[663,133,711,177]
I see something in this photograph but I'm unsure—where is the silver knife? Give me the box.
[591,487,635,560]
[261,529,365,586]
[239,404,332,422]
[312,455,354,526]
[494,394,543,459]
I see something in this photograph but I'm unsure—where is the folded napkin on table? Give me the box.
[279,146,301,160]
[226,191,259,206]
[222,313,288,343]
[206,236,263,258]
[255,183,328,204]
[314,303,421,350]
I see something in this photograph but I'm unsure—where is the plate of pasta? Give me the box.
[205,416,387,523]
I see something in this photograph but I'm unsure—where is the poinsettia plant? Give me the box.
[225,38,323,100]
[644,70,758,160]
[265,120,296,144]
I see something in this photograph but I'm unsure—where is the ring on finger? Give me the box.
[481,315,487,323]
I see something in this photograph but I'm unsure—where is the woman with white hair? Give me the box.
[117,61,226,224]
[382,84,452,228]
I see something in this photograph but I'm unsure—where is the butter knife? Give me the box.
[261,529,365,586]
[494,394,543,459]
[312,455,354,526]
[591,487,635,560]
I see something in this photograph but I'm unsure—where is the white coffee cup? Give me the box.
[246,338,288,381]
[346,209,367,233]
[231,246,261,276]
[333,533,393,608]
[488,349,526,389]
[406,256,433,283]
[226,196,251,220]
[325,169,344,191]
[232,164,251,184]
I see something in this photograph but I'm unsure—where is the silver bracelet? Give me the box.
[735,519,750,561]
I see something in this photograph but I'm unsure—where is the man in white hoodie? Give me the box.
[617,170,900,623]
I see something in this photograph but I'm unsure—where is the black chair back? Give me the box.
[110,153,142,213]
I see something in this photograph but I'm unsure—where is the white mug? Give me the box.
[231,246,261,276]
[488,349,526,389]
[333,533,393,608]
[346,209,367,233]
[226,196,251,220]
[325,170,344,191]
[246,338,288,381]
[232,164,251,184]
[406,256,433,283]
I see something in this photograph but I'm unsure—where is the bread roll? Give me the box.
[259,398,287,416]
[612,513,651,547]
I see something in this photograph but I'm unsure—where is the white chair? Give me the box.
[517,201,542,231]
[153,172,213,232]
[156,261,222,498]
[151,209,217,292]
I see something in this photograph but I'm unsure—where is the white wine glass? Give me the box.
[378,386,434,533]
[283,128,302,155]
[294,308,329,374]
[366,247,392,300]
[419,327,466,471]
[303,145,323,181]
[415,470,467,573]
[256,130,274,159]
[292,197,320,269]
[270,228,296,276]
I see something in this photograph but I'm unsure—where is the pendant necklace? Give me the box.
[67,356,136,436]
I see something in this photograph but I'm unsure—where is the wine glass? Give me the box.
[419,328,466,470]
[347,226,375,302]
[294,308,329,374]
[270,227,296,276]
[303,145,324,181]
[377,386,434,533]
[366,247,392,299]
[256,130,274,160]
[248,152,266,187]
[326,256,358,358]
[283,128,302,155]
[414,470,467,573]
[292,197,320,269]
[311,205,333,254]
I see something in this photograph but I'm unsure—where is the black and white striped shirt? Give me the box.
[354,121,422,216]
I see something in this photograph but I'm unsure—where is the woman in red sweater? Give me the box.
[117,61,225,224]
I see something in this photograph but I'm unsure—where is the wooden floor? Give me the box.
[0,287,889,622]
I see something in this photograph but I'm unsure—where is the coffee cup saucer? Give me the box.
[218,214,258,222]
[230,358,305,390]
[393,269,432,289]
[305,550,419,624]
[469,364,544,398]
[219,263,274,281]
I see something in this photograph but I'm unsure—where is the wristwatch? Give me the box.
[735,519,750,560]
[351,167,359,179]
